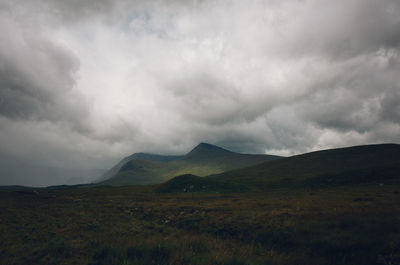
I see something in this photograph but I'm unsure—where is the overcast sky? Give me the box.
[1,0,400,185]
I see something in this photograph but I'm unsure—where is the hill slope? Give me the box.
[211,143,400,189]
[97,153,182,182]
[99,143,281,186]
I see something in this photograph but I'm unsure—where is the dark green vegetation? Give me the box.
[157,174,246,193]
[1,143,400,265]
[158,144,400,193]
[100,143,281,186]
[213,143,400,188]
[1,184,399,265]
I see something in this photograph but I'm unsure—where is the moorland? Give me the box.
[0,143,399,265]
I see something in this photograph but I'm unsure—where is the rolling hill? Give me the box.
[159,143,400,192]
[99,143,282,186]
[215,143,400,187]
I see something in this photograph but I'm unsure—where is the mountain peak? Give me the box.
[185,143,234,159]
[196,142,221,149]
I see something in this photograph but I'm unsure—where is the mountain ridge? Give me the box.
[213,143,400,187]
[98,143,282,186]
[157,143,400,193]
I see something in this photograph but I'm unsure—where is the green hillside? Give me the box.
[156,174,245,193]
[211,143,400,189]
[99,143,281,186]
[97,153,183,182]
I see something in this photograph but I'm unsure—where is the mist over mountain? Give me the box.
[0,155,105,187]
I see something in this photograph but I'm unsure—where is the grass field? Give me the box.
[1,183,399,265]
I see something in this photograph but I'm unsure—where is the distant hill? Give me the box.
[99,143,282,186]
[210,143,400,189]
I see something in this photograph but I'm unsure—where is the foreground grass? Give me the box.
[0,184,399,265]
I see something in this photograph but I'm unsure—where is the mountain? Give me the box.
[99,143,282,186]
[211,143,400,189]
[184,142,234,160]
[97,153,182,182]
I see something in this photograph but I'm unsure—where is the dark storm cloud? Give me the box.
[0,13,89,131]
[1,0,400,185]
[296,48,400,133]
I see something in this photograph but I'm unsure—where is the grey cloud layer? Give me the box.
[0,0,400,185]
[0,14,89,131]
